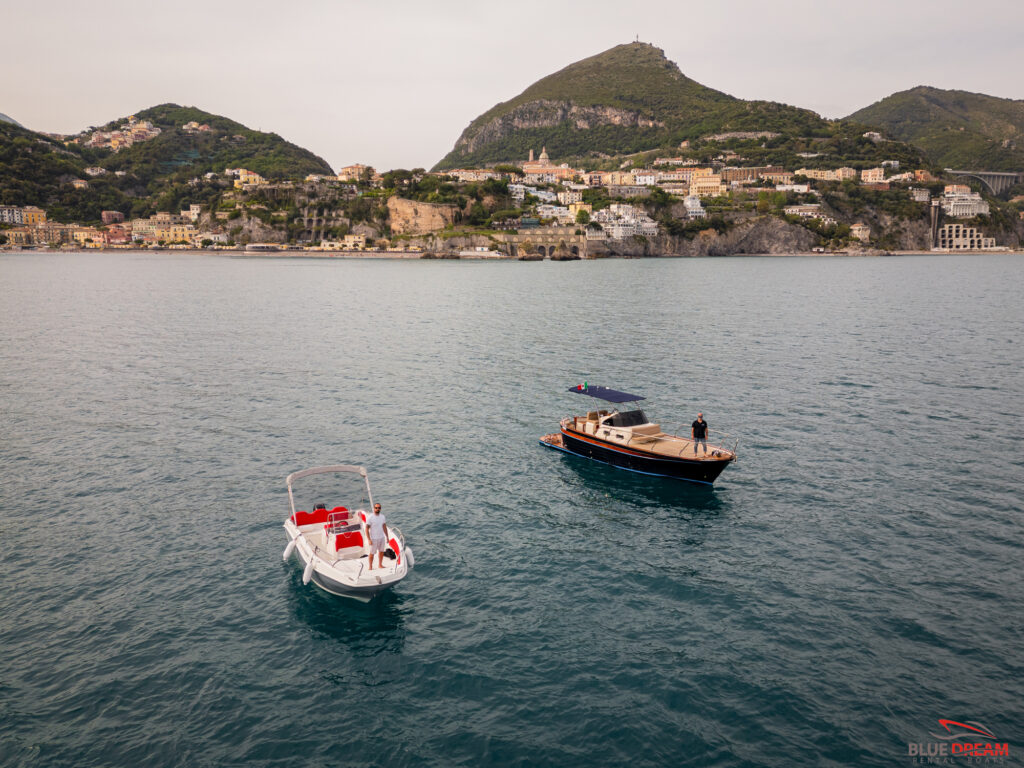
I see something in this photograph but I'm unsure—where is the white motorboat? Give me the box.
[282,465,413,601]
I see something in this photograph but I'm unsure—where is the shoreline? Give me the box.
[2,247,1022,259]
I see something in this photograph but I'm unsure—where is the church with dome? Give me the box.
[522,147,578,181]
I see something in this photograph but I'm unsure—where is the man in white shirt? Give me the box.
[367,503,389,570]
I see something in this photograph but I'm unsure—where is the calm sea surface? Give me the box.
[1,252,1021,767]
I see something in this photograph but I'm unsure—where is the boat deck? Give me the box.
[552,422,733,462]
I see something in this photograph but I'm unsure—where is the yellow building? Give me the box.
[72,226,104,245]
[337,164,371,182]
[689,174,728,197]
[22,206,47,226]
[4,227,34,245]
[154,224,198,243]
[234,169,266,188]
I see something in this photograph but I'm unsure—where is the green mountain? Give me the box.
[434,42,833,169]
[846,86,1024,171]
[96,103,333,181]
[0,112,22,127]
[0,104,333,224]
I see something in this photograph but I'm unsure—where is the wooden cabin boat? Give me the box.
[540,384,737,485]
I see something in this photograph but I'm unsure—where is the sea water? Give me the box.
[1,252,1021,767]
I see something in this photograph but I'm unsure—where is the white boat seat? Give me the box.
[631,423,661,436]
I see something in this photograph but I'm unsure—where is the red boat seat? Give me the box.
[292,506,349,527]
[292,509,330,526]
[333,530,364,551]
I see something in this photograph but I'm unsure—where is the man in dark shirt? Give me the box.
[691,413,708,455]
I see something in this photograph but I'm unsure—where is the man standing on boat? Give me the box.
[367,503,389,570]
[692,413,708,455]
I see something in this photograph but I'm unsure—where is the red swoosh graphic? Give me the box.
[938,720,996,738]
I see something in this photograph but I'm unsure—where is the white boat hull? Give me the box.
[284,519,411,602]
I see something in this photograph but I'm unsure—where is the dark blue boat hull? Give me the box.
[544,430,732,485]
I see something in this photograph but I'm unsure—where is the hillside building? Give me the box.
[0,206,24,224]
[795,167,856,182]
[936,223,996,250]
[522,147,578,182]
[688,174,727,197]
[683,195,706,219]
[941,186,989,218]
[22,206,46,226]
[850,223,870,242]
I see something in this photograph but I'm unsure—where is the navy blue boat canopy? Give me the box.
[567,384,645,403]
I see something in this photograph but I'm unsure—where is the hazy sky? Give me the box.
[4,0,1022,171]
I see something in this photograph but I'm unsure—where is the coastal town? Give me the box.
[0,117,1017,257]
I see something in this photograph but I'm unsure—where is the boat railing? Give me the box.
[564,415,737,459]
[669,426,738,457]
[326,510,356,534]
[389,526,405,553]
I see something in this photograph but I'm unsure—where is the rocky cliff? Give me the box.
[387,197,458,235]
[434,42,829,169]
[591,216,819,257]
[452,100,665,156]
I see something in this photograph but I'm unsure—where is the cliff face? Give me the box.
[387,197,457,235]
[434,41,830,169]
[453,100,665,155]
[591,216,819,257]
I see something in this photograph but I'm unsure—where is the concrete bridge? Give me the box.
[944,169,1024,196]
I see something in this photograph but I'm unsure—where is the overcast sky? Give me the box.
[4,0,1022,172]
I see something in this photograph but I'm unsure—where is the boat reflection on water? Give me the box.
[284,566,407,654]
[551,446,728,515]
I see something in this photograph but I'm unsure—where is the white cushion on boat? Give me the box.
[632,424,661,436]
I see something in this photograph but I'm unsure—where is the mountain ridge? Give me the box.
[845,85,1024,171]
[0,103,333,224]
[435,42,832,169]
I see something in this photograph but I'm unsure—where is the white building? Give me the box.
[936,223,996,250]
[557,190,583,205]
[683,195,706,219]
[591,203,660,239]
[784,203,837,228]
[0,206,24,224]
[941,189,989,218]
[536,204,574,224]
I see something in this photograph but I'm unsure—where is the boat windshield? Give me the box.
[604,409,649,427]
[290,469,372,517]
